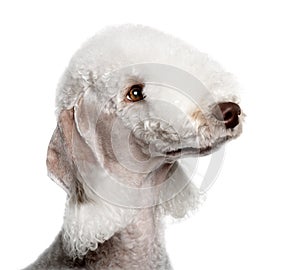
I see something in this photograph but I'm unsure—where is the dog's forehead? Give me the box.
[71,25,213,76]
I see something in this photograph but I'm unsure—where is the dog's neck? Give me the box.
[82,208,171,270]
[33,207,172,270]
[60,162,177,269]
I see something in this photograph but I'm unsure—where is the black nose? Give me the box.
[213,102,241,129]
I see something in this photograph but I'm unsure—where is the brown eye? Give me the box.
[126,84,145,102]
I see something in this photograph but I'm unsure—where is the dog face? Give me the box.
[72,68,243,187]
[53,25,243,179]
[112,73,243,160]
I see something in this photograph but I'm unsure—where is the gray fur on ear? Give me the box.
[46,109,87,203]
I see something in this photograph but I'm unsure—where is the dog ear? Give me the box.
[46,91,100,201]
[46,109,77,194]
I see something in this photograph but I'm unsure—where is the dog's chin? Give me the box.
[164,136,233,159]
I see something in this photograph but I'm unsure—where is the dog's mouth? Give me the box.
[166,146,212,157]
[165,136,230,158]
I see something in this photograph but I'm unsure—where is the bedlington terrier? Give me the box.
[24,24,243,270]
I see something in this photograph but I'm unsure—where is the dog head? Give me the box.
[46,24,243,258]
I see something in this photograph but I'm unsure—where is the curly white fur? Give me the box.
[24,24,243,270]
[62,198,137,259]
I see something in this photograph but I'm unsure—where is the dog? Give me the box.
[24,24,243,270]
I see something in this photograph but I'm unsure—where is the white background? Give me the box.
[0,1,299,269]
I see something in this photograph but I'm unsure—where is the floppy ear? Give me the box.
[46,109,77,194]
[46,91,101,202]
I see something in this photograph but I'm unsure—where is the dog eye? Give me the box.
[126,84,145,102]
